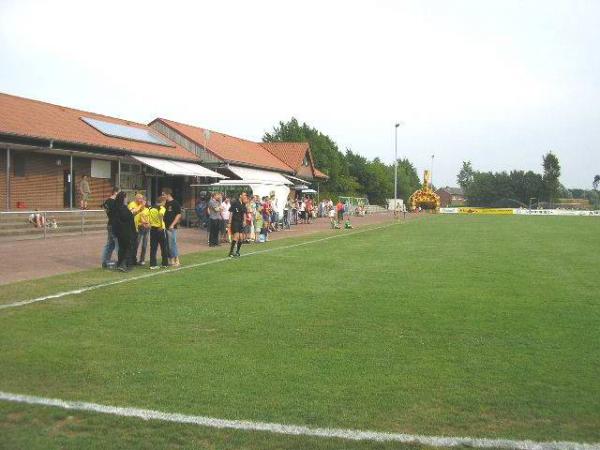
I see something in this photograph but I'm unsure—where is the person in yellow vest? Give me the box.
[127,193,146,266]
[134,198,150,265]
[148,196,168,269]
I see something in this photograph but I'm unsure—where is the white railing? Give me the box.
[0,209,104,215]
[0,209,106,239]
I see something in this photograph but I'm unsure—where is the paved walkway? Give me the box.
[0,213,402,285]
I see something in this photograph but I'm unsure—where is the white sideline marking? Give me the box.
[0,391,597,450]
[0,222,399,311]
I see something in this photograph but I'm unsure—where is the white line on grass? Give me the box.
[0,222,399,311]
[0,391,597,450]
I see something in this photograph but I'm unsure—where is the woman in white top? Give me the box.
[299,198,306,224]
[220,197,231,242]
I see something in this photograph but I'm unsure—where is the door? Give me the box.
[63,169,75,208]
[158,176,184,205]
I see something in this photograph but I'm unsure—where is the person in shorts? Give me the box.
[228,192,247,257]
[79,175,91,209]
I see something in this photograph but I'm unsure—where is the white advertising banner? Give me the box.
[440,208,459,214]
[440,207,600,216]
[514,209,600,217]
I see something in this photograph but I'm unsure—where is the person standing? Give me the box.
[299,197,306,224]
[195,196,208,229]
[134,198,150,265]
[162,188,182,267]
[228,192,247,257]
[306,196,314,224]
[270,194,279,231]
[79,175,91,209]
[221,196,231,243]
[336,199,344,223]
[113,191,135,272]
[127,193,146,266]
[207,192,222,247]
[101,186,120,268]
[148,196,168,269]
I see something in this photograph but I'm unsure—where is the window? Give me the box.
[13,155,25,177]
[91,159,111,178]
[120,163,141,174]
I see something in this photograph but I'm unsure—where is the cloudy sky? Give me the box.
[1,0,598,188]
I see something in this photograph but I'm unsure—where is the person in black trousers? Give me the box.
[148,196,169,269]
[113,191,135,272]
[207,192,222,247]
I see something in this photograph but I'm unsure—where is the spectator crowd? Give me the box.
[101,188,358,272]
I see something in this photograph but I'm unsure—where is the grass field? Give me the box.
[1,215,599,449]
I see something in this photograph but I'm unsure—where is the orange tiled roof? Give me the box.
[0,92,199,162]
[313,168,329,180]
[261,142,329,180]
[153,118,294,173]
[260,142,310,170]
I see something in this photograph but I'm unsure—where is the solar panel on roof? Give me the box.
[81,117,174,147]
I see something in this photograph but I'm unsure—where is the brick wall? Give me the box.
[437,190,452,207]
[0,150,116,211]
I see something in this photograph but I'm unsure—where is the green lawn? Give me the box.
[1,215,599,449]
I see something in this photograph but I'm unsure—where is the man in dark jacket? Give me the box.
[113,191,136,272]
[101,186,120,268]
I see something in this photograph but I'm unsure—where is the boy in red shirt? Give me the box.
[336,200,345,223]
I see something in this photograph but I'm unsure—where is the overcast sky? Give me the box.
[1,0,599,188]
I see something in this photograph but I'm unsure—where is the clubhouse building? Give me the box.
[0,92,327,212]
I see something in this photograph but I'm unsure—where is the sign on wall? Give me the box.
[91,159,111,179]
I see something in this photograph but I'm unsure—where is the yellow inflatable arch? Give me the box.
[409,170,440,211]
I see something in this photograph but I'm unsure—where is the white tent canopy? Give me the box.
[132,155,226,178]
[196,165,291,214]
[226,165,292,185]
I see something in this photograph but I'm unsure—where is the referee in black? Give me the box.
[228,192,247,257]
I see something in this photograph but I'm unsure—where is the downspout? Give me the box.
[117,158,121,189]
[69,153,74,209]
[5,148,10,211]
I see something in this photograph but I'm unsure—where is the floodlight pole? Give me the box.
[394,123,400,208]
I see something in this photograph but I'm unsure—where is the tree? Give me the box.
[263,118,352,194]
[457,161,474,191]
[593,175,600,191]
[542,152,561,205]
[396,158,421,203]
[458,163,544,207]
[265,118,420,205]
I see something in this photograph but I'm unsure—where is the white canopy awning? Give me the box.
[285,174,309,184]
[132,155,226,178]
[227,165,292,185]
